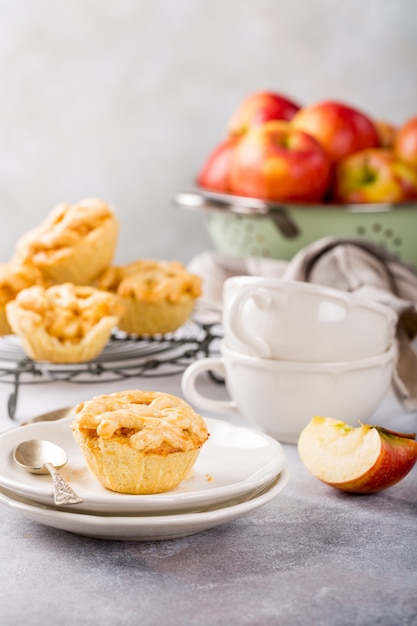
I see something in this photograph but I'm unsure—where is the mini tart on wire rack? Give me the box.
[0,262,45,335]
[97,259,202,335]
[6,282,124,363]
[72,389,209,494]
[13,198,119,285]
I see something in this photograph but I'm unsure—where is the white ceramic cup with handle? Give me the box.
[222,276,397,361]
[181,340,396,444]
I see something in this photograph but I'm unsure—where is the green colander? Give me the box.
[175,190,417,271]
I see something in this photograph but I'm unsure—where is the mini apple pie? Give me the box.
[13,198,119,285]
[0,262,45,335]
[97,259,202,335]
[72,389,209,494]
[6,282,124,363]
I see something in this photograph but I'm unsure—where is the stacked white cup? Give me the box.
[182,277,398,443]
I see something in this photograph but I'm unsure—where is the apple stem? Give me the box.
[377,425,416,440]
[359,421,416,441]
[361,157,377,185]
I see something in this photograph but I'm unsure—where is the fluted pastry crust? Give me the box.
[98,259,202,335]
[72,390,209,494]
[6,282,124,363]
[13,198,119,285]
[0,262,44,335]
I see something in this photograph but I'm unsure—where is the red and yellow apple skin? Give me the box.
[374,119,397,150]
[229,120,331,202]
[228,91,301,137]
[297,416,417,494]
[292,100,379,164]
[197,137,239,193]
[332,148,417,203]
[394,115,417,170]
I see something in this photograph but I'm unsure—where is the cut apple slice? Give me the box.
[298,416,417,494]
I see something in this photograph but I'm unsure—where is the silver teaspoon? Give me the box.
[13,440,83,505]
[20,406,75,426]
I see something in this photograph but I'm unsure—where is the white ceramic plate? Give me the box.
[0,468,289,541]
[0,417,286,514]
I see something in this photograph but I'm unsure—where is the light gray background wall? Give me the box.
[0,0,416,265]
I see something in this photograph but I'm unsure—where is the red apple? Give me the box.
[394,115,417,170]
[374,119,397,149]
[196,137,239,193]
[332,148,417,203]
[298,416,417,494]
[229,120,331,202]
[228,91,301,137]
[292,100,379,164]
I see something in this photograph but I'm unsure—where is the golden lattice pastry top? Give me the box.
[0,263,44,306]
[8,283,123,344]
[98,259,202,303]
[14,198,116,264]
[73,390,209,454]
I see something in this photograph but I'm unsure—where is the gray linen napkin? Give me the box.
[188,237,417,411]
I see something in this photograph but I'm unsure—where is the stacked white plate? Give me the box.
[0,416,288,541]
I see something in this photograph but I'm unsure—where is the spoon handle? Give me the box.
[45,462,83,505]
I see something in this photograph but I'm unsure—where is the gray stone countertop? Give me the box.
[0,375,416,626]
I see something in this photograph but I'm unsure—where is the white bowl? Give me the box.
[223,277,397,361]
[181,340,397,444]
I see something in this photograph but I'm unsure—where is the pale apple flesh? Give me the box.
[298,416,417,494]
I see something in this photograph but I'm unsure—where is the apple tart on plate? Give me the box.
[72,389,209,494]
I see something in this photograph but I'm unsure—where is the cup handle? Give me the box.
[226,287,273,358]
[181,357,238,415]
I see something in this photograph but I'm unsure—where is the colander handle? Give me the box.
[174,191,300,239]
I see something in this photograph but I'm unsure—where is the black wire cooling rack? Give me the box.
[0,316,222,420]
